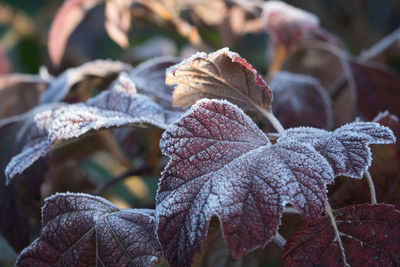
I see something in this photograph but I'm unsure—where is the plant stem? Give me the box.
[97,130,133,169]
[268,43,288,77]
[273,232,287,249]
[92,164,151,195]
[262,109,285,134]
[364,170,377,204]
[360,27,400,61]
[325,201,350,267]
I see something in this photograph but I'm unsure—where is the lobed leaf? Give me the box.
[166,47,273,113]
[261,1,319,49]
[282,203,400,266]
[40,59,131,104]
[17,193,162,266]
[269,71,333,129]
[156,99,334,266]
[48,0,104,66]
[279,121,396,178]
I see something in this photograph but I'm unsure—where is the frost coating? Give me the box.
[166,47,273,113]
[279,122,396,178]
[17,193,162,266]
[4,103,66,183]
[49,73,182,142]
[156,99,334,267]
[39,59,131,103]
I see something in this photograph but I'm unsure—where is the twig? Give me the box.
[97,130,133,169]
[261,109,285,134]
[92,164,151,195]
[360,27,400,61]
[272,232,287,249]
[364,170,377,204]
[325,201,350,267]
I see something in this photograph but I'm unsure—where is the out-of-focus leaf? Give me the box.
[156,99,335,266]
[40,59,131,104]
[269,71,333,129]
[0,74,47,119]
[350,59,400,121]
[279,122,395,178]
[330,111,400,209]
[122,37,177,62]
[0,47,11,74]
[105,0,133,48]
[191,0,227,26]
[282,204,400,266]
[0,235,17,267]
[48,0,104,66]
[0,114,49,252]
[167,48,273,113]
[17,193,162,266]
[261,1,319,50]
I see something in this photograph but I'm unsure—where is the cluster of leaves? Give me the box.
[1,0,400,266]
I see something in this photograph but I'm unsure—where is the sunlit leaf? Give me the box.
[156,99,334,266]
[167,48,273,113]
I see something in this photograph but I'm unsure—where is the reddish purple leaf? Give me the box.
[269,71,333,129]
[279,122,395,178]
[261,1,319,49]
[330,111,400,209]
[282,203,400,266]
[156,99,334,267]
[40,59,131,104]
[48,0,103,66]
[17,193,162,266]
[350,59,400,121]
[166,48,273,113]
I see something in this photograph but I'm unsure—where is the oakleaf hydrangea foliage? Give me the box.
[3,48,396,267]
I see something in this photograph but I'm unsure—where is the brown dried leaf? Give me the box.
[167,48,273,113]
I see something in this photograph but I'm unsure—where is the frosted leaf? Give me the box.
[49,73,182,143]
[129,56,181,108]
[16,193,162,266]
[269,71,333,129]
[166,47,273,113]
[279,122,396,178]
[156,99,334,267]
[282,204,400,266]
[40,59,131,103]
[261,1,319,49]
[3,104,66,183]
